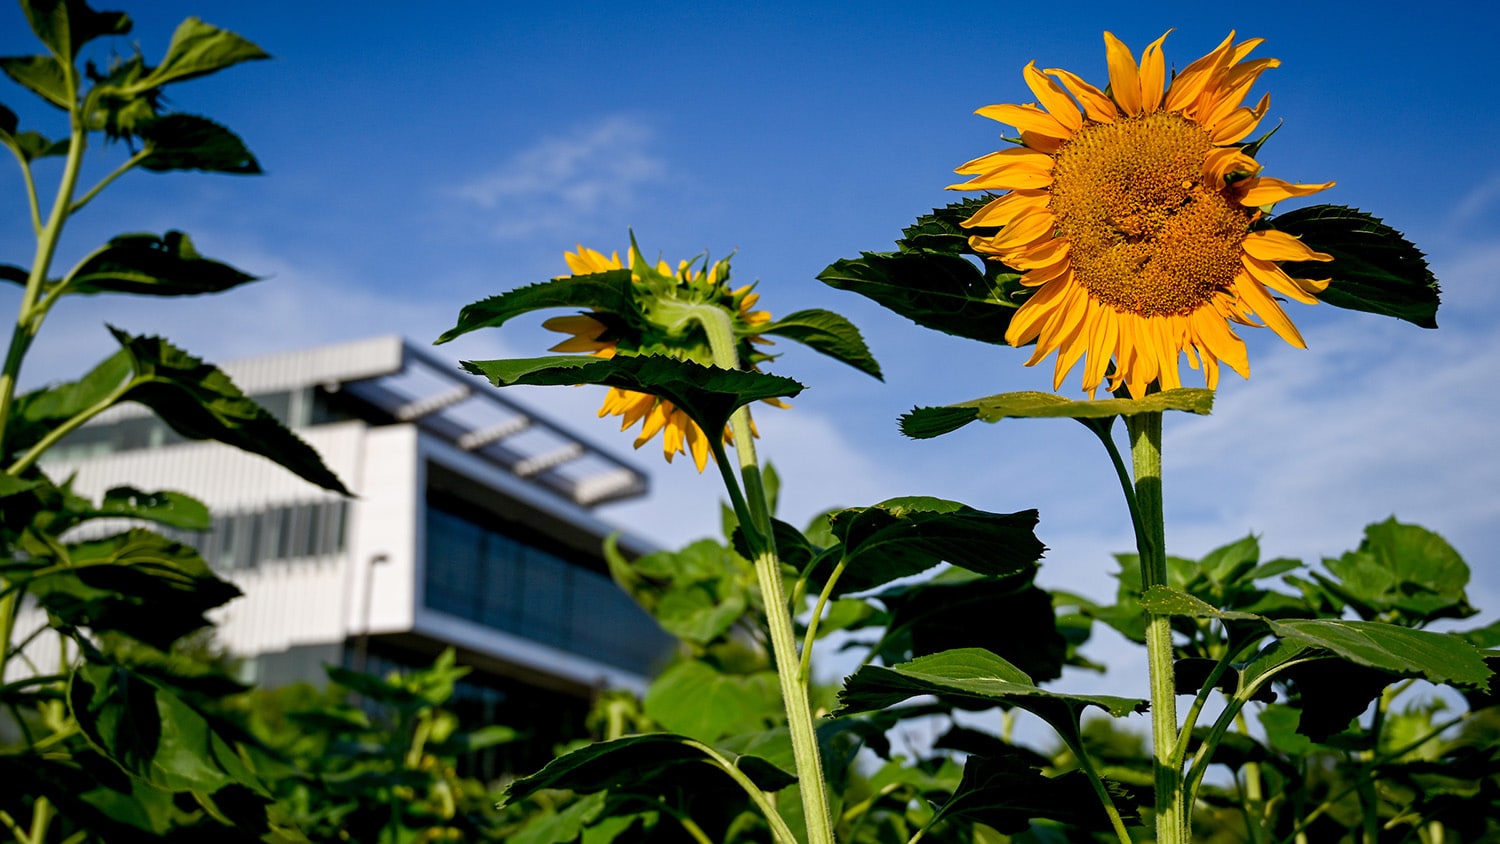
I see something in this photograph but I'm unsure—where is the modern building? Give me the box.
[33,335,673,773]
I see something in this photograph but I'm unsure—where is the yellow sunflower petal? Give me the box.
[1023,61,1082,132]
[1239,177,1336,207]
[1242,229,1333,264]
[1233,272,1307,348]
[1103,32,1144,116]
[1046,68,1117,123]
[1137,30,1172,113]
[1164,32,1236,113]
[964,189,1050,228]
[977,103,1072,141]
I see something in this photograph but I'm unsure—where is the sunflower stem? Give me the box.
[696,306,836,844]
[1125,410,1189,843]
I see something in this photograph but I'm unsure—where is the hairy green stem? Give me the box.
[1058,730,1135,844]
[801,559,847,680]
[1124,411,1187,843]
[686,740,799,844]
[696,307,835,844]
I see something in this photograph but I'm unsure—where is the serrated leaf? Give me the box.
[759,308,882,379]
[65,231,259,297]
[437,269,636,344]
[25,529,239,649]
[879,575,1067,682]
[69,653,266,795]
[504,734,796,805]
[1266,618,1492,690]
[1272,205,1439,328]
[897,198,998,254]
[902,389,1213,437]
[20,0,131,61]
[7,349,133,460]
[819,498,1044,595]
[461,354,803,444]
[108,328,350,495]
[0,54,70,109]
[1139,585,1262,623]
[94,486,211,530]
[137,114,260,174]
[644,662,782,743]
[837,648,1147,724]
[817,250,1019,344]
[1315,517,1473,625]
[132,17,268,91]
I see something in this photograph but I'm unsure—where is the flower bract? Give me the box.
[953,31,1335,398]
[543,244,779,472]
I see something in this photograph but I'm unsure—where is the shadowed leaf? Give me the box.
[437,269,636,344]
[1273,205,1440,328]
[759,308,882,379]
[67,232,259,296]
[902,389,1213,437]
[137,115,260,174]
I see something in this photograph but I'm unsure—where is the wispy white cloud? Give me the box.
[451,116,668,239]
[1448,169,1500,229]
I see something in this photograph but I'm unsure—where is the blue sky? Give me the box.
[4,1,1498,683]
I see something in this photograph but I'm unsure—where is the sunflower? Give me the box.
[952,31,1335,398]
[542,245,777,472]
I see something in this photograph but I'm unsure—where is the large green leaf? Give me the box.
[137,115,261,174]
[643,662,783,743]
[20,0,131,61]
[818,250,1019,344]
[1313,518,1473,625]
[934,755,1130,834]
[1271,205,1439,328]
[503,734,796,805]
[437,269,636,344]
[877,573,1067,682]
[896,198,996,254]
[1267,618,1492,690]
[837,648,1147,724]
[92,485,211,530]
[818,497,1044,596]
[461,354,803,443]
[109,328,350,495]
[608,537,749,645]
[901,389,1214,438]
[69,653,266,796]
[758,308,882,379]
[9,348,132,460]
[0,54,70,109]
[25,528,240,650]
[66,231,259,296]
[129,17,268,91]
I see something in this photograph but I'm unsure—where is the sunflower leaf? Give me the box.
[815,498,1044,596]
[1265,618,1492,690]
[436,269,636,344]
[137,115,260,174]
[65,231,259,296]
[108,327,350,495]
[1271,205,1440,328]
[901,389,1213,437]
[759,308,882,379]
[817,250,1019,344]
[460,354,804,443]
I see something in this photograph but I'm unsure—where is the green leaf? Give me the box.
[818,250,1019,344]
[25,528,240,649]
[132,17,268,91]
[897,198,997,254]
[461,354,803,444]
[94,485,211,530]
[509,792,608,844]
[1266,618,1493,690]
[69,653,266,795]
[759,308,882,379]
[1314,518,1474,625]
[6,348,132,460]
[902,389,1214,438]
[0,54,70,109]
[503,734,796,805]
[1138,586,1262,624]
[617,538,749,645]
[137,114,261,174]
[935,755,1130,834]
[1271,205,1440,328]
[643,662,783,743]
[437,269,636,344]
[109,328,350,495]
[20,0,131,61]
[820,498,1044,595]
[878,574,1067,682]
[837,648,1147,722]
[64,231,259,297]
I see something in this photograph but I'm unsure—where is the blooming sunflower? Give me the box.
[542,245,778,472]
[953,31,1336,398]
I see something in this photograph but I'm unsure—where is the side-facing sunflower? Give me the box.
[953,31,1335,398]
[542,244,779,472]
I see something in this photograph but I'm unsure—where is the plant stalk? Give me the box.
[1125,411,1188,844]
[697,307,835,844]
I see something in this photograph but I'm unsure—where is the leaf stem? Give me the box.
[684,740,800,844]
[69,147,150,215]
[801,559,847,680]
